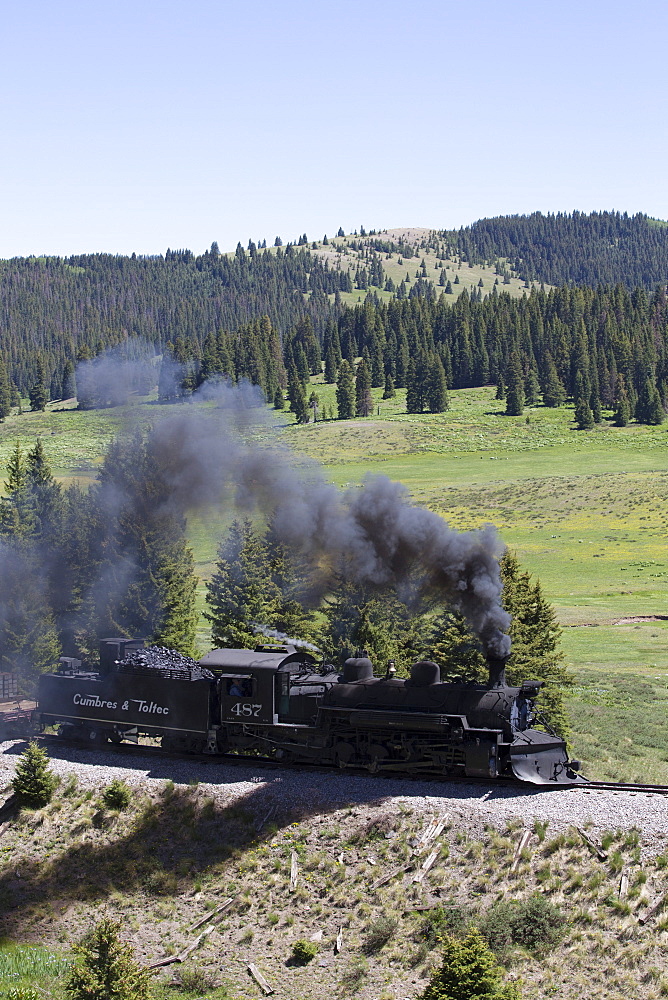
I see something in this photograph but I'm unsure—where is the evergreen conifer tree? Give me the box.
[426,355,448,412]
[61,360,77,401]
[12,741,57,808]
[420,928,520,1000]
[336,360,355,419]
[505,353,524,415]
[355,358,373,417]
[574,372,594,429]
[67,919,152,1000]
[0,357,11,419]
[29,357,48,412]
[613,374,631,426]
[541,354,566,407]
[205,520,280,648]
[382,371,396,399]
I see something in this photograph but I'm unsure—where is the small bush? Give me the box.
[7,989,41,1000]
[175,963,217,992]
[12,742,57,808]
[291,939,318,965]
[363,915,398,953]
[419,903,473,945]
[102,779,132,810]
[479,895,565,954]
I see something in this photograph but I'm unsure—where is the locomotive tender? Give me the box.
[36,638,581,785]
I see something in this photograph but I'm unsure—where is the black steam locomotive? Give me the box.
[36,638,581,785]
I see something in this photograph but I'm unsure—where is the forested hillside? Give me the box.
[0,243,343,395]
[0,221,666,429]
[447,211,668,289]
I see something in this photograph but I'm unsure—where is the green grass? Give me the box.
[0,943,70,989]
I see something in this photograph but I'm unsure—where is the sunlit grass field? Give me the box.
[1,382,667,780]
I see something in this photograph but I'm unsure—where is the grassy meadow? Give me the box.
[1,381,667,781]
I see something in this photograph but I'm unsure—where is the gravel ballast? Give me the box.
[2,739,667,852]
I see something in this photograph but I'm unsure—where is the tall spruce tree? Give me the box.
[0,357,11,419]
[205,519,280,648]
[336,360,355,419]
[355,358,373,417]
[94,431,198,655]
[426,354,448,412]
[541,354,566,407]
[505,352,524,415]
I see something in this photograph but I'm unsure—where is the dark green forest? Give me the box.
[447,211,668,289]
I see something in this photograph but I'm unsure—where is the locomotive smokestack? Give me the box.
[487,655,508,689]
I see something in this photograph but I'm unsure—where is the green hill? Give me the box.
[446,210,668,289]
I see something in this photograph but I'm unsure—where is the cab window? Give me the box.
[226,678,253,698]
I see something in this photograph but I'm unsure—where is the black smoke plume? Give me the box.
[147,381,511,657]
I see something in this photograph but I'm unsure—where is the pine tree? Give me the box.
[94,431,198,655]
[382,371,396,399]
[426,355,448,413]
[500,551,572,740]
[0,356,11,419]
[287,365,308,423]
[613,374,631,426]
[12,741,57,808]
[355,359,373,417]
[336,360,355,419]
[505,352,524,415]
[574,371,594,429]
[524,364,541,405]
[29,357,48,412]
[541,354,566,407]
[420,928,520,1000]
[273,384,285,410]
[636,375,664,425]
[206,520,280,648]
[61,359,77,401]
[66,919,152,1000]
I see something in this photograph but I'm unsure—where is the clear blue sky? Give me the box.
[2,0,667,257]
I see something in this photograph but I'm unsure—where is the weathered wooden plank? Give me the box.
[619,872,629,898]
[638,893,667,925]
[510,829,532,872]
[148,924,215,969]
[371,863,408,890]
[248,962,273,996]
[188,896,235,933]
[335,926,344,954]
[576,827,608,861]
[255,806,275,833]
[290,851,299,891]
[413,849,439,883]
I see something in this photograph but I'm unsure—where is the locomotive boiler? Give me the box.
[36,638,581,785]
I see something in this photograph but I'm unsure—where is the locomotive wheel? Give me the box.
[86,728,108,746]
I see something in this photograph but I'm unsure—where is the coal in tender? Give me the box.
[118,645,214,681]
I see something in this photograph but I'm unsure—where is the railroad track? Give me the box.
[27,734,668,795]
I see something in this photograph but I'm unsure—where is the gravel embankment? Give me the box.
[3,739,668,853]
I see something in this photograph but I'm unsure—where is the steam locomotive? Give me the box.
[36,638,582,785]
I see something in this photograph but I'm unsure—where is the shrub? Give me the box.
[363,915,398,953]
[419,903,473,945]
[174,963,216,992]
[291,939,318,965]
[66,918,152,1000]
[421,928,520,1000]
[479,895,565,954]
[12,742,56,808]
[102,779,132,810]
[7,989,42,1000]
